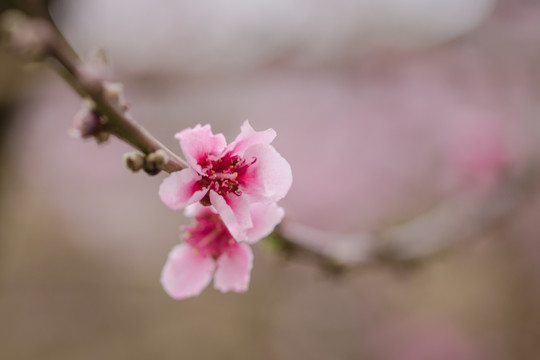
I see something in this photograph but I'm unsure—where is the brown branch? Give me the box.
[0,9,187,173]
[47,39,187,172]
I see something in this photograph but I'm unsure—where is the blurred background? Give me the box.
[2,0,540,359]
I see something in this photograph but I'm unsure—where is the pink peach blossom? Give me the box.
[161,202,284,300]
[159,121,292,240]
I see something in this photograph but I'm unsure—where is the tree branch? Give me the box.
[1,10,187,173]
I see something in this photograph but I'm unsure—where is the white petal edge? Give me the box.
[228,120,276,156]
[242,144,293,203]
[246,203,285,243]
[209,191,252,242]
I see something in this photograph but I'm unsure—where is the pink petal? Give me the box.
[246,203,285,243]
[214,242,254,293]
[241,144,293,203]
[209,191,252,241]
[227,120,276,156]
[175,124,227,172]
[159,169,207,210]
[161,244,216,300]
[184,202,215,217]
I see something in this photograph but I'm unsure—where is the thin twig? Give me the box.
[43,21,187,172]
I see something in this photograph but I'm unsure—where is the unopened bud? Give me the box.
[77,64,104,96]
[144,150,168,175]
[91,48,109,66]
[70,105,109,143]
[103,81,128,112]
[94,131,110,144]
[72,109,100,138]
[83,98,96,111]
[85,48,111,77]
[123,152,145,172]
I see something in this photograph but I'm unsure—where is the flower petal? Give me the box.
[184,202,216,217]
[214,243,254,293]
[161,244,216,300]
[227,120,276,156]
[175,124,227,172]
[159,169,207,210]
[246,203,285,243]
[241,144,293,203]
[209,191,252,241]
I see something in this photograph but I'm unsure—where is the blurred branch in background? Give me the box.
[1,1,539,276]
[272,164,538,271]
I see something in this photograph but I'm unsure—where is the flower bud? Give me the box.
[103,82,128,112]
[144,150,168,175]
[123,152,145,172]
[70,104,109,143]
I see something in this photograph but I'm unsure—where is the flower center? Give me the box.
[183,210,236,258]
[198,152,254,197]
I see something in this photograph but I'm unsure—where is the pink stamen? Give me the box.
[183,209,237,258]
